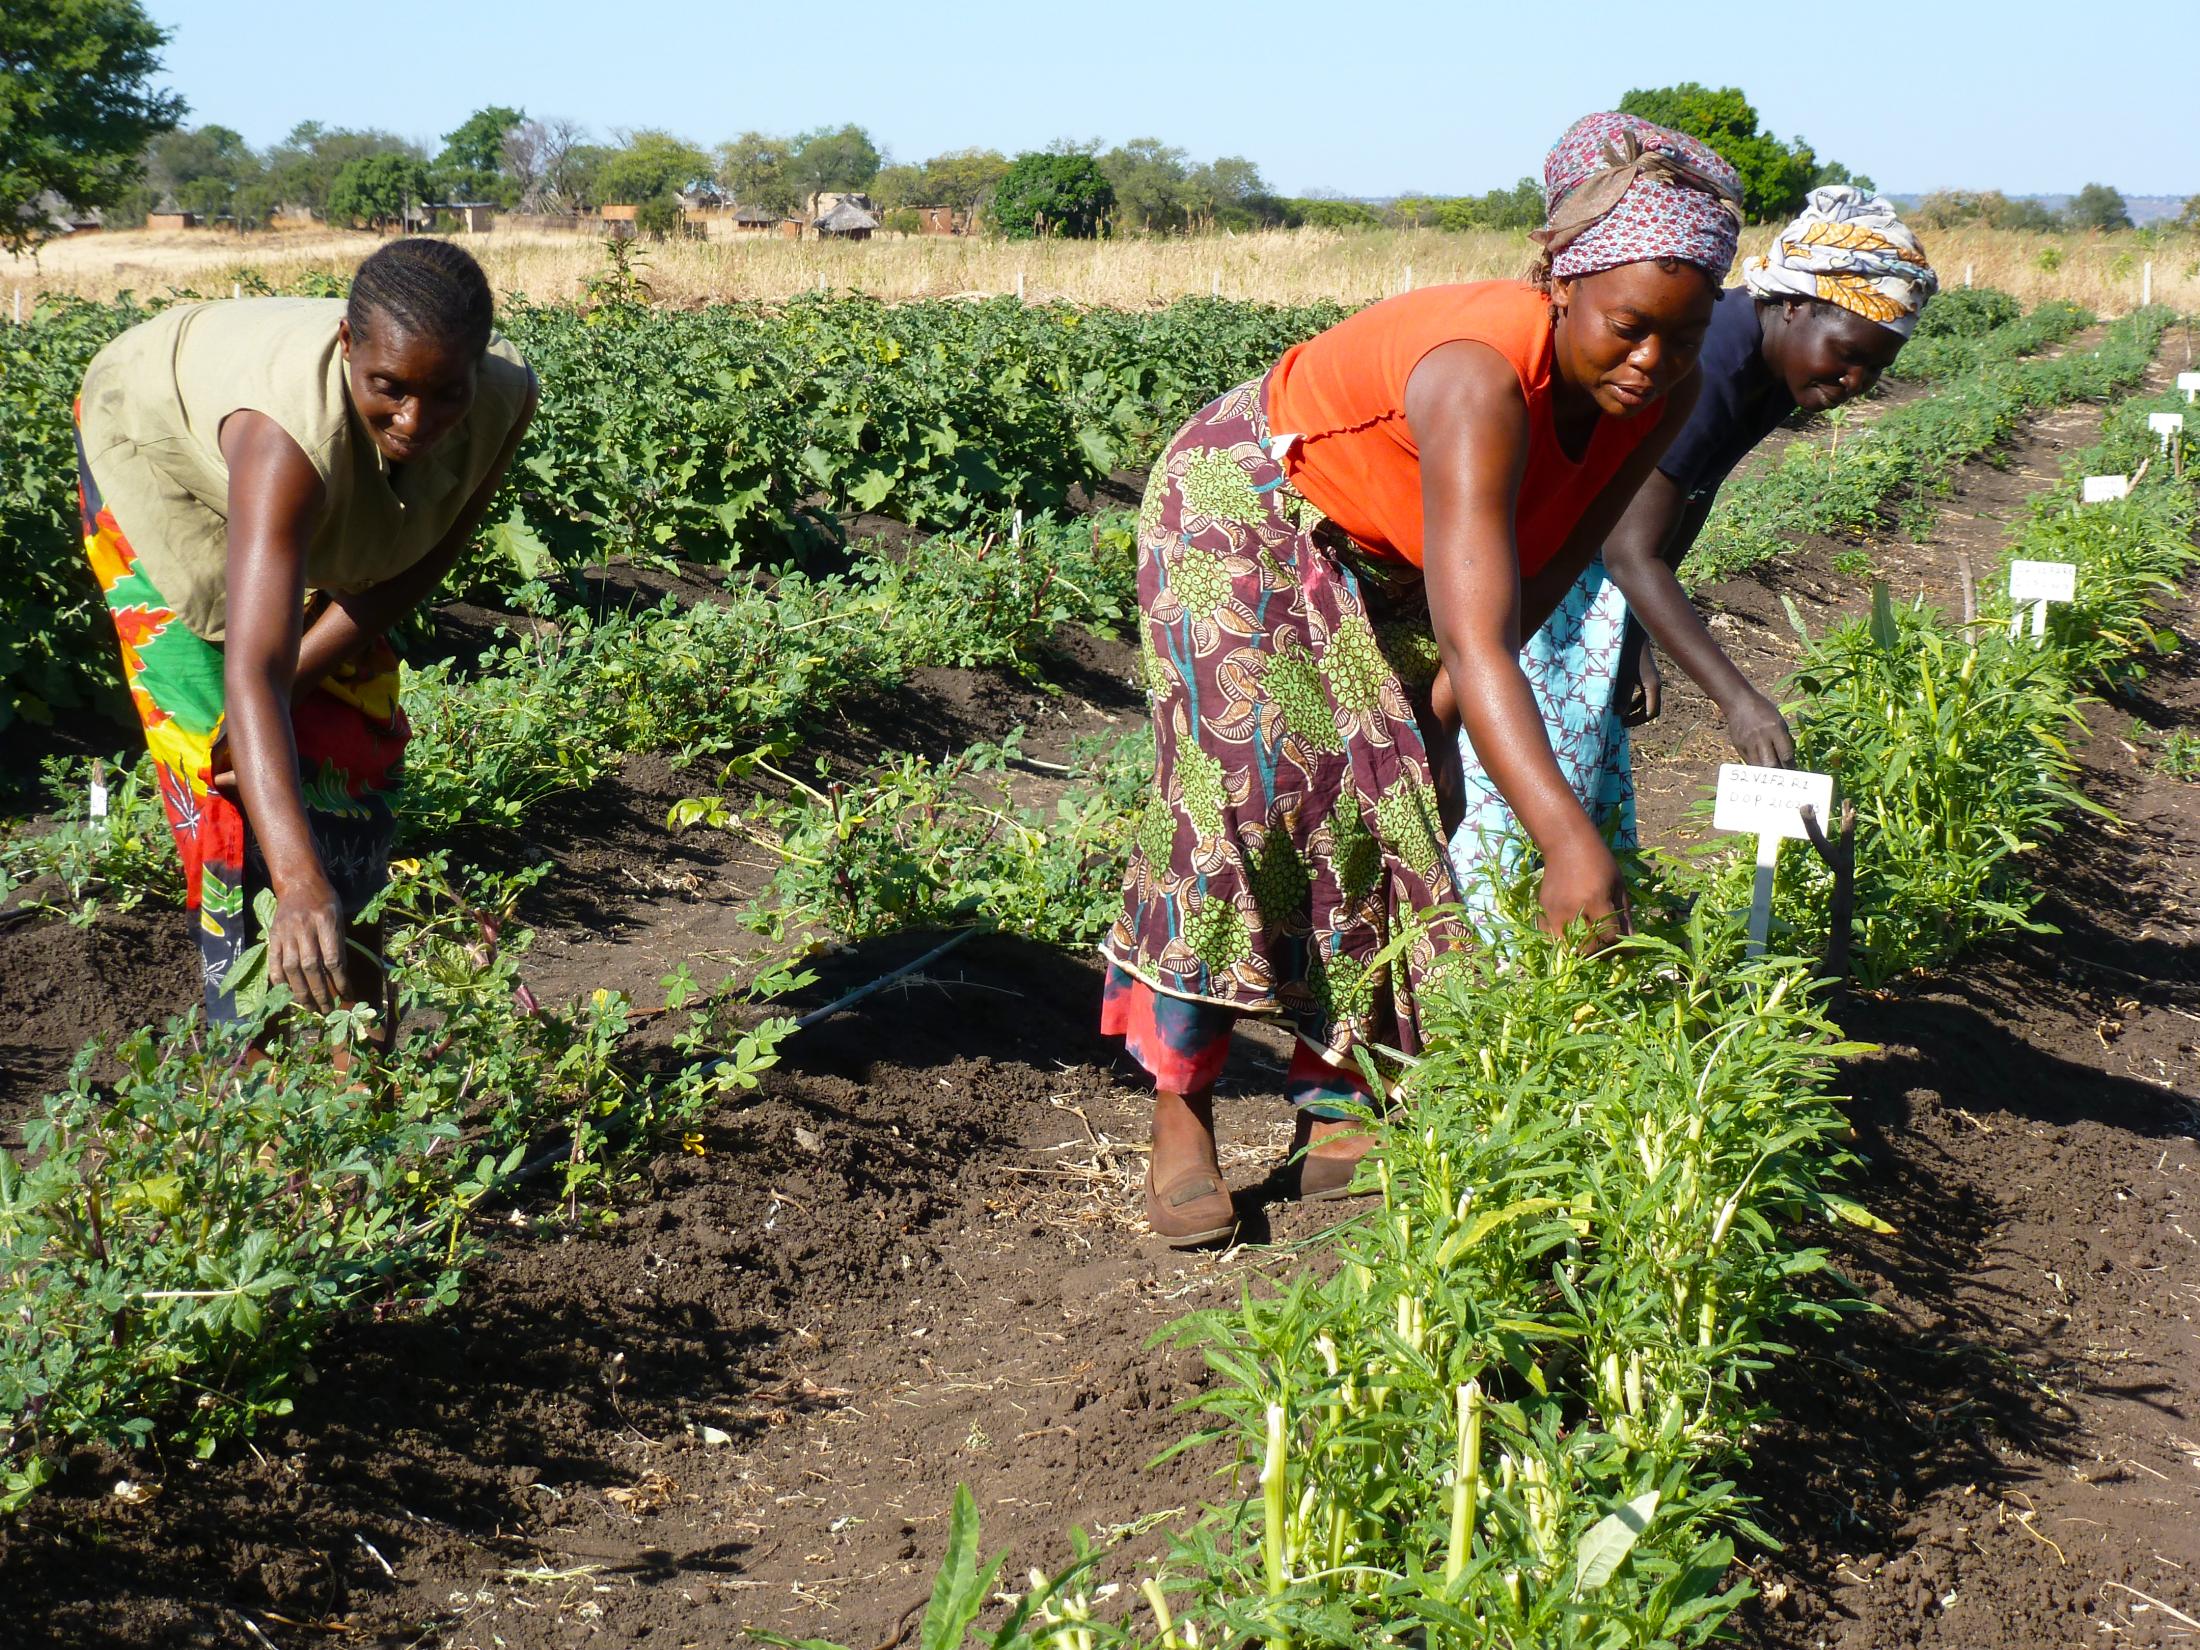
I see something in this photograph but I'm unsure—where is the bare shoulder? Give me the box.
[1405,340,1530,445]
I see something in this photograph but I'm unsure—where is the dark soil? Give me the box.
[3,343,2197,1649]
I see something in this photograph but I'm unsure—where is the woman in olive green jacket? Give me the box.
[75,237,537,1026]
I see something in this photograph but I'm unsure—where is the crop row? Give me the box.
[0,280,2070,740]
[0,288,1338,733]
[761,365,2200,1648]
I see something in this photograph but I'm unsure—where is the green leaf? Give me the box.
[1868,581,1900,652]
[1575,1489,1661,1593]
[919,1485,1002,1650]
[848,467,897,512]
[1823,1194,1896,1234]
[485,512,550,581]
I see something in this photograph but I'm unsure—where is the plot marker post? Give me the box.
[1714,765,1835,959]
[2148,411,2184,471]
[2008,558,2076,646]
[2177,371,2200,406]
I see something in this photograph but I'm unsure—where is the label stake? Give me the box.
[2008,559,2076,646]
[1714,765,1836,957]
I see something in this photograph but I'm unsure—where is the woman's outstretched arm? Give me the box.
[1408,339,1626,943]
[219,409,344,1010]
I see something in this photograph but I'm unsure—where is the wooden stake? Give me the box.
[1957,553,1977,627]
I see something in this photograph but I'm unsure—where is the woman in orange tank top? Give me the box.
[1102,114,1742,1244]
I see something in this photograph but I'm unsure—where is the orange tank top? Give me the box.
[1264,281,1666,576]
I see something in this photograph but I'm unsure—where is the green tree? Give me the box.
[2178,194,2200,233]
[325,151,428,231]
[434,104,524,203]
[919,147,1008,217]
[123,122,263,224]
[870,162,924,210]
[987,151,1114,240]
[0,0,185,254]
[594,129,709,207]
[1098,137,1189,231]
[1185,154,1270,230]
[2065,182,2132,232]
[716,130,796,215]
[787,123,881,204]
[1616,82,1818,220]
[1283,197,1384,231]
[266,122,420,212]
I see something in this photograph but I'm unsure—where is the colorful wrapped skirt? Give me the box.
[1448,557,1637,915]
[1099,376,1462,1101]
[75,421,409,1023]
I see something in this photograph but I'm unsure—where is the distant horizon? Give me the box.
[139,0,2200,204]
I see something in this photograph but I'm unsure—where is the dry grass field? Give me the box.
[6,220,2195,312]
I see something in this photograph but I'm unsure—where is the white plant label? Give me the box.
[2009,558,2075,643]
[2008,559,2077,603]
[2149,411,2186,450]
[88,778,109,821]
[1714,764,1836,958]
[2178,371,2200,404]
[2081,474,2131,504]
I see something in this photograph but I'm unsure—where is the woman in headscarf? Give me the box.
[75,238,538,1029]
[1448,187,1937,899]
[1102,112,1741,1244]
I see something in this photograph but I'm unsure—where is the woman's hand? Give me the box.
[1720,687,1796,768]
[1539,834,1629,951]
[267,872,349,1012]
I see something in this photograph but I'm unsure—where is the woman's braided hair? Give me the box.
[347,237,495,356]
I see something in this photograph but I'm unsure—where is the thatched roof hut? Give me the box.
[812,199,879,240]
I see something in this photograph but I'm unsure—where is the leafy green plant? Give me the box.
[1781,586,2099,984]
[1907,284,2021,342]
[2159,730,2200,782]
[724,727,1151,949]
[1,853,793,1510]
[0,753,184,922]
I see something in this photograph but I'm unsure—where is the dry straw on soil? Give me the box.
[8,223,2196,313]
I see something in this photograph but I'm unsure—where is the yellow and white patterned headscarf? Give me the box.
[1742,186,1939,337]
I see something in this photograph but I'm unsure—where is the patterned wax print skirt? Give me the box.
[1448,556,1637,918]
[75,417,410,1023]
[1099,375,1463,1081]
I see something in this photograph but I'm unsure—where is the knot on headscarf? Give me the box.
[1742,186,1940,336]
[1535,113,1743,283]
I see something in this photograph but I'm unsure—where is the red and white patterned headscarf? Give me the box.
[1536,112,1743,283]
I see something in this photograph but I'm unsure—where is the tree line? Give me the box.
[1,4,2188,254]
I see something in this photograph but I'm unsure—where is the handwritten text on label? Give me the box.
[2008,559,2077,603]
[1713,765,1836,840]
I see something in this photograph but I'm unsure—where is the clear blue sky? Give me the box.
[146,0,2198,199]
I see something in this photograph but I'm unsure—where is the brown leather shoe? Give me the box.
[1291,1122,1376,1202]
[1144,1165,1238,1247]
